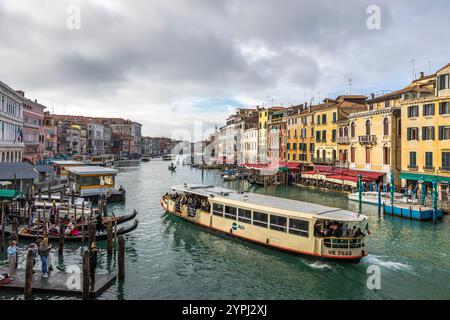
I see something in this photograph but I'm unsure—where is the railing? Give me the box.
[337,136,350,144]
[358,135,377,144]
[311,157,335,164]
[322,237,364,249]
[440,167,450,172]
[408,165,418,171]
[423,165,435,171]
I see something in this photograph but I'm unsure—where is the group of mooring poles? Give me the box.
[21,196,126,299]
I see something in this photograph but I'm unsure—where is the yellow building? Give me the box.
[400,63,450,200]
[311,96,366,166]
[346,77,433,187]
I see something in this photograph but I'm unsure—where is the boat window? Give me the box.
[102,175,114,185]
[224,206,237,220]
[289,219,309,237]
[80,176,101,186]
[253,211,268,228]
[270,215,287,232]
[238,209,251,224]
[212,203,224,217]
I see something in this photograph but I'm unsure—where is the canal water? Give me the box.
[1,160,449,300]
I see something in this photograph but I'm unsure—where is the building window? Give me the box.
[438,74,449,91]
[238,209,251,224]
[407,127,419,141]
[322,130,326,142]
[351,122,356,138]
[310,143,315,153]
[270,215,287,233]
[383,118,389,136]
[423,103,435,116]
[253,211,268,228]
[438,126,450,140]
[409,152,417,167]
[332,112,337,123]
[322,114,327,124]
[442,152,450,170]
[289,219,309,237]
[332,129,336,142]
[365,120,371,136]
[422,126,435,140]
[383,147,390,165]
[439,102,450,115]
[365,148,371,164]
[316,131,321,142]
[425,152,433,168]
[407,105,419,118]
[351,147,355,163]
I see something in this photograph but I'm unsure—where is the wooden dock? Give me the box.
[0,268,116,298]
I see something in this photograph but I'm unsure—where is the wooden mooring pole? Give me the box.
[107,221,113,256]
[24,249,34,299]
[88,222,96,250]
[82,250,90,300]
[118,235,125,280]
[58,224,65,255]
[1,202,5,251]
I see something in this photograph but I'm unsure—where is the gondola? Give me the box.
[1,219,139,242]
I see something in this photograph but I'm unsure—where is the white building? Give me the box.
[0,81,24,163]
[243,127,258,164]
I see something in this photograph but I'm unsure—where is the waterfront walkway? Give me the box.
[0,268,116,297]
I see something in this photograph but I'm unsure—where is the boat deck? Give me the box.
[0,267,116,297]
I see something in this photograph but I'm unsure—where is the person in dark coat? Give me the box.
[89,242,99,291]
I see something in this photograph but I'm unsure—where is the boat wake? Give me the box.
[362,255,414,272]
[304,261,333,270]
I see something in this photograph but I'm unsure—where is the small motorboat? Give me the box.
[348,191,405,205]
[168,164,177,171]
[141,155,151,162]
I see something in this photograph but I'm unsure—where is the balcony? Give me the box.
[408,165,418,171]
[358,135,377,145]
[440,167,450,173]
[423,165,435,171]
[337,136,350,144]
[311,157,336,164]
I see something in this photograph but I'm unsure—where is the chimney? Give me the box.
[370,93,375,99]
[16,90,25,97]
[35,99,37,103]
[420,72,424,79]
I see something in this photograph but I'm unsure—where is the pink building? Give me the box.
[16,91,46,163]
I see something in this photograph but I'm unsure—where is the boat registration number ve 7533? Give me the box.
[328,250,353,256]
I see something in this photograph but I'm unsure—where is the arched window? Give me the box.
[339,127,344,137]
[332,150,337,161]
[365,120,371,136]
[383,118,389,136]
[322,149,326,159]
[344,127,348,137]
[351,122,356,137]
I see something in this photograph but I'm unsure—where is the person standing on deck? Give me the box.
[38,238,51,278]
[89,242,99,291]
[7,241,17,279]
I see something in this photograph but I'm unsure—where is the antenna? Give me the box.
[348,78,353,95]
[410,58,415,80]
[428,61,432,74]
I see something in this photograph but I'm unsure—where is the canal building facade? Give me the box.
[400,63,450,200]
[0,81,24,163]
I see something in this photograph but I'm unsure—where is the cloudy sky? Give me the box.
[1,0,449,139]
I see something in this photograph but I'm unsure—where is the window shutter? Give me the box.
[422,127,426,140]
[407,128,410,140]
[439,103,443,115]
[439,126,443,140]
[432,127,435,140]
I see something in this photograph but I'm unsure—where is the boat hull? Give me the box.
[161,200,364,263]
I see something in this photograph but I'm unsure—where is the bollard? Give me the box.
[82,250,90,300]
[118,235,125,280]
[24,249,34,299]
[58,224,65,255]
[107,221,113,256]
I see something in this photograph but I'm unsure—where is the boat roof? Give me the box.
[66,166,118,175]
[171,184,367,222]
[51,160,84,166]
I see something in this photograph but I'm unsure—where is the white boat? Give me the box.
[162,154,175,161]
[348,191,404,205]
[162,184,369,263]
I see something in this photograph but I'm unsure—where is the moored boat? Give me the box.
[141,155,151,162]
[161,184,369,263]
[348,191,405,205]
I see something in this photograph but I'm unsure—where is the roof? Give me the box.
[171,184,366,222]
[0,189,25,200]
[0,163,39,180]
[51,160,84,166]
[435,62,450,74]
[33,165,55,174]
[66,166,118,175]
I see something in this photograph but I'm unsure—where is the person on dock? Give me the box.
[95,209,105,232]
[89,242,99,291]
[50,201,57,224]
[38,238,52,278]
[7,240,17,280]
